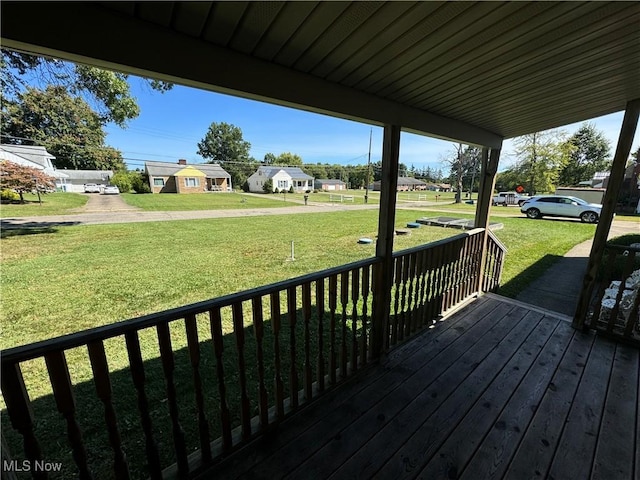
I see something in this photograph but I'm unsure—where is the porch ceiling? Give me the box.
[2,1,639,147]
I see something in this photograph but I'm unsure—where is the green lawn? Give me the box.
[120,192,297,210]
[0,208,599,479]
[0,192,87,217]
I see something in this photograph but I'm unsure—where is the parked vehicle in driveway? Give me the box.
[84,183,100,193]
[492,191,529,206]
[520,195,602,223]
[102,185,120,195]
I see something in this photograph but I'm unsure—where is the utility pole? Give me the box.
[365,128,372,204]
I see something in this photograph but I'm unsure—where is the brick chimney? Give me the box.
[178,159,187,165]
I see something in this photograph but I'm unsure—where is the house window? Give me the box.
[278,180,287,189]
[153,178,165,186]
[184,177,200,187]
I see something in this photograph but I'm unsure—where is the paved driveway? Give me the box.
[75,193,140,213]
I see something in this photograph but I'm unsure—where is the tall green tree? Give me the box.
[512,130,572,194]
[274,152,303,166]
[442,144,481,203]
[197,122,254,186]
[2,86,125,170]
[558,123,611,186]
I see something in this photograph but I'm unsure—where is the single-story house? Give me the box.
[0,144,69,187]
[315,179,346,191]
[438,183,452,192]
[145,159,232,194]
[372,177,427,192]
[247,166,314,193]
[58,169,114,192]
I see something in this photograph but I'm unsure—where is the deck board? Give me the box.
[199,294,640,480]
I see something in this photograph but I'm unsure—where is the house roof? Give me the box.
[397,177,427,185]
[0,149,45,169]
[1,144,55,168]
[315,179,346,185]
[145,161,230,179]
[61,170,113,181]
[2,2,638,150]
[255,166,314,180]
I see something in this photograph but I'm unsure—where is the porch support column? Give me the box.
[573,98,640,329]
[371,124,401,359]
[474,147,501,293]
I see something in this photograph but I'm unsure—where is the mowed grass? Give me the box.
[0,192,87,217]
[0,208,598,479]
[121,192,297,210]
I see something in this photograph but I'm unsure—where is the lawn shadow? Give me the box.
[0,220,81,238]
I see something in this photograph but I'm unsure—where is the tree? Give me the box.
[274,152,303,166]
[1,49,171,127]
[442,144,481,203]
[2,86,126,170]
[197,122,255,186]
[558,123,611,186]
[263,153,277,164]
[0,160,55,203]
[512,130,571,195]
[263,179,273,193]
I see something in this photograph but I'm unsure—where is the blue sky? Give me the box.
[105,79,640,174]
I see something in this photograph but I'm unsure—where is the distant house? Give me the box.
[371,177,427,192]
[247,166,314,193]
[0,144,69,187]
[438,183,452,192]
[145,159,232,194]
[315,179,346,191]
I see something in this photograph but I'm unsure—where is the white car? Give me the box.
[84,183,100,193]
[520,195,602,223]
[102,185,120,195]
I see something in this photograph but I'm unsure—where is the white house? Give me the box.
[247,166,314,193]
[0,144,69,187]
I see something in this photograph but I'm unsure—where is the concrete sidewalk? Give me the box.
[515,221,639,316]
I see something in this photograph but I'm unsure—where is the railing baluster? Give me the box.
[1,362,46,480]
[184,315,212,462]
[351,268,360,372]
[302,283,313,400]
[407,252,418,335]
[209,308,232,451]
[156,322,188,476]
[400,253,410,339]
[328,275,338,384]
[251,297,270,429]
[269,293,285,418]
[125,331,162,479]
[231,303,251,438]
[392,257,402,344]
[287,287,299,409]
[340,272,349,378]
[361,265,370,365]
[87,341,130,479]
[316,279,326,392]
[44,351,92,480]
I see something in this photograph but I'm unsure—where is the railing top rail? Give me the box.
[1,256,380,364]
[487,229,508,253]
[391,228,485,258]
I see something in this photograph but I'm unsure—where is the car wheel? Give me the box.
[580,211,598,223]
[526,208,541,219]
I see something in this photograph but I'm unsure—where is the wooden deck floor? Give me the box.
[202,294,640,480]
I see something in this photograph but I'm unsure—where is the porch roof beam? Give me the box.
[0,2,502,149]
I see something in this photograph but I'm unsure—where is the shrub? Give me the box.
[288,186,294,194]
[263,179,273,193]
[130,172,151,193]
[110,172,133,193]
[1,189,20,203]
[242,180,250,192]
[274,187,280,194]
[305,189,311,194]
